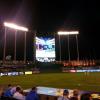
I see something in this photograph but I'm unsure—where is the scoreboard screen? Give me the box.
[36,37,55,62]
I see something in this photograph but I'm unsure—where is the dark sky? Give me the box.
[0,0,100,60]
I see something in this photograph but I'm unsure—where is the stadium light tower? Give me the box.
[3,27,7,63]
[58,31,79,62]
[4,22,28,63]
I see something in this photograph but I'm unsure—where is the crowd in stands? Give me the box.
[58,89,93,100]
[0,84,39,100]
[0,84,98,100]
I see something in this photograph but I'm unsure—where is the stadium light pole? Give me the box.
[3,27,7,63]
[67,34,70,62]
[14,30,17,62]
[34,31,36,64]
[76,34,79,61]
[58,35,62,61]
[24,32,27,63]
[58,31,79,62]
[4,22,28,63]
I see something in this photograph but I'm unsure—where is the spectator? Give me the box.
[13,86,25,100]
[80,93,92,100]
[11,85,21,95]
[10,86,17,95]
[3,84,12,97]
[26,87,39,100]
[58,89,70,100]
[70,89,79,100]
[0,87,4,97]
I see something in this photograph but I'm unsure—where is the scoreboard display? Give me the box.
[36,37,55,62]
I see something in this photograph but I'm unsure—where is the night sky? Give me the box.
[0,0,100,61]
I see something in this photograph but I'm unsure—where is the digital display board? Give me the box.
[36,37,55,62]
[0,72,24,76]
[25,71,32,75]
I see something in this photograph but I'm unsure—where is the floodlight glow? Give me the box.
[4,22,28,32]
[58,31,79,35]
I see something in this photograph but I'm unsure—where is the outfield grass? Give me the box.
[0,72,100,92]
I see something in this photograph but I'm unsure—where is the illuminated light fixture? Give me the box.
[58,31,79,35]
[57,30,79,62]
[4,22,28,32]
[3,22,28,63]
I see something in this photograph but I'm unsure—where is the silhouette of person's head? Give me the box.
[80,93,92,100]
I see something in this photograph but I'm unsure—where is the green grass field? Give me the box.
[0,72,100,92]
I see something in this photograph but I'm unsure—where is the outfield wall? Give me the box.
[1,69,100,76]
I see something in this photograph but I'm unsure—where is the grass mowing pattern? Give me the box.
[0,72,100,92]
